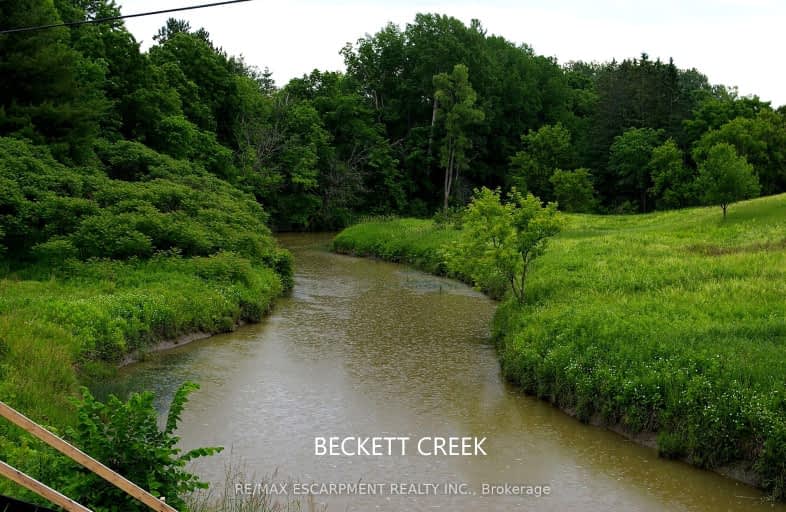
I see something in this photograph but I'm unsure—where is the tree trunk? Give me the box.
[443,166,449,212]
[722,204,727,219]
[443,146,454,212]
[428,96,438,160]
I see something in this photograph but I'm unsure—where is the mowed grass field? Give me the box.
[333,194,786,497]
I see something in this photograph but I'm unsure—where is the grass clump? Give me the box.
[332,193,786,499]
[186,463,326,512]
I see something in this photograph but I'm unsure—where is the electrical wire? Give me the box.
[0,0,252,35]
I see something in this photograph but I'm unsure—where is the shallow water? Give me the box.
[107,233,783,511]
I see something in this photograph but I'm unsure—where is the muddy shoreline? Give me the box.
[119,320,247,367]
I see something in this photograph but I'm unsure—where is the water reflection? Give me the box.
[105,233,782,512]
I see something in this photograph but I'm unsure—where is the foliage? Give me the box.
[587,54,708,191]
[682,89,769,148]
[333,193,786,499]
[509,123,575,201]
[4,3,786,226]
[282,70,405,228]
[0,137,280,262]
[549,168,597,213]
[0,0,108,163]
[53,383,222,511]
[445,188,561,303]
[433,64,485,210]
[342,14,571,213]
[692,110,786,195]
[648,139,697,209]
[432,206,465,230]
[607,127,663,212]
[3,3,786,227]
[695,143,760,218]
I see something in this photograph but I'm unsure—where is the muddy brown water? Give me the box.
[106,233,783,511]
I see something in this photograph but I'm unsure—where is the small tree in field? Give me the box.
[447,187,561,304]
[696,142,760,218]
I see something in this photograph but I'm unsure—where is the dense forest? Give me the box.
[2,2,786,257]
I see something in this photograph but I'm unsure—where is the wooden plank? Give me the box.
[0,401,178,512]
[0,460,93,512]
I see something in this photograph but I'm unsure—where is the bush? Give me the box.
[73,214,154,259]
[0,137,276,263]
[445,187,562,304]
[153,115,199,160]
[550,168,597,213]
[32,239,78,265]
[432,206,464,229]
[95,140,177,181]
[52,382,222,511]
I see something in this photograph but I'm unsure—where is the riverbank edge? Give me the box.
[109,274,290,370]
[116,251,298,368]
[118,320,251,368]
[330,237,764,491]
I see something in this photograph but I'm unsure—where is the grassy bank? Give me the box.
[332,217,475,284]
[333,194,786,498]
[0,251,291,501]
[0,252,288,420]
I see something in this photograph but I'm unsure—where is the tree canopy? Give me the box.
[1,4,785,245]
[696,143,760,218]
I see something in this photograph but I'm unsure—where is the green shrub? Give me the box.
[432,206,464,229]
[32,239,79,265]
[53,382,221,511]
[73,214,154,259]
[550,168,597,213]
[0,137,275,263]
[95,140,175,181]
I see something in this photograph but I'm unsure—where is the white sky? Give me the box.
[121,0,785,107]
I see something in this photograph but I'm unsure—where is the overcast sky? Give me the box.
[121,0,785,107]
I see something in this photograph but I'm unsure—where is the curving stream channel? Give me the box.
[104,233,783,511]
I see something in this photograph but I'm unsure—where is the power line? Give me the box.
[0,0,253,35]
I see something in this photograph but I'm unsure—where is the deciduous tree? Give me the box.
[696,143,760,218]
[550,168,597,213]
[608,127,663,212]
[648,139,696,209]
[433,64,484,211]
[510,123,575,200]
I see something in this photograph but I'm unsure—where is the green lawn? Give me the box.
[333,194,786,498]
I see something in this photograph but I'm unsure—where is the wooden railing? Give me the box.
[0,401,178,512]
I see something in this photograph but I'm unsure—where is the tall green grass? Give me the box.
[333,217,469,280]
[332,194,786,498]
[0,251,288,429]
